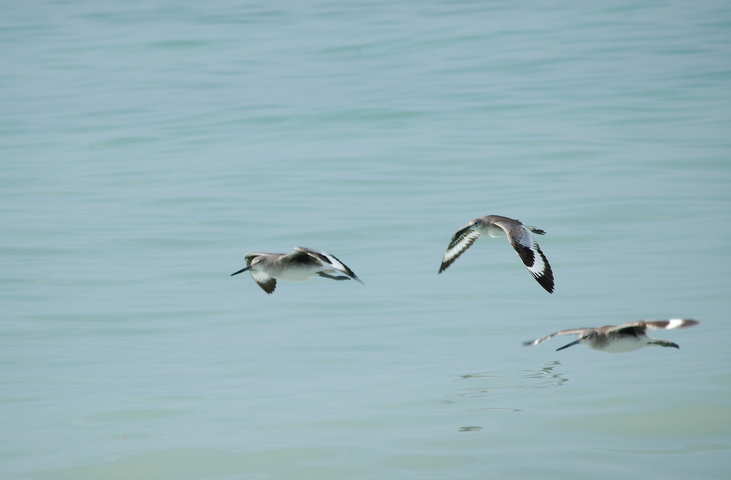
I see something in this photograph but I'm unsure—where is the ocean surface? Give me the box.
[2,1,731,479]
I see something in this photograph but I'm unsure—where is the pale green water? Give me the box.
[2,1,731,479]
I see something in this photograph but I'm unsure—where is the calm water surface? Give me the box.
[2,1,731,479]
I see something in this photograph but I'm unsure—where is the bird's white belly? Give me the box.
[483,224,507,238]
[591,337,647,353]
[272,266,319,282]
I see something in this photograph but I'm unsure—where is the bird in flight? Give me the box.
[231,246,363,294]
[522,319,699,353]
[439,215,554,293]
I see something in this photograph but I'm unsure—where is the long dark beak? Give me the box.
[231,266,252,276]
[556,339,581,351]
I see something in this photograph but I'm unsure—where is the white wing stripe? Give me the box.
[525,244,545,276]
[666,319,684,330]
[251,270,273,285]
[443,230,481,263]
[320,252,347,272]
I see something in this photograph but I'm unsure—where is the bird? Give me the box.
[438,215,554,293]
[522,319,699,353]
[231,246,363,294]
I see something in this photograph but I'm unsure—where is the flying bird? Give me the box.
[523,319,699,353]
[439,215,554,293]
[231,246,363,294]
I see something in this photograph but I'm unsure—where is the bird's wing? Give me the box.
[649,318,699,330]
[612,319,699,333]
[522,328,590,346]
[495,220,554,293]
[294,247,363,284]
[282,248,317,265]
[251,270,276,294]
[439,225,482,273]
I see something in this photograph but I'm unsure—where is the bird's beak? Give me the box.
[231,266,252,276]
[556,339,581,351]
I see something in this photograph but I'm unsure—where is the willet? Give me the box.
[523,319,699,353]
[439,215,554,293]
[231,246,363,294]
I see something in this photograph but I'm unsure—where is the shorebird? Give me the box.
[523,319,699,353]
[231,246,363,294]
[438,215,554,293]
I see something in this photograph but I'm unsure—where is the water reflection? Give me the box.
[455,361,568,399]
[458,426,483,432]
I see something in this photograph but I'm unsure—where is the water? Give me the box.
[2,1,731,478]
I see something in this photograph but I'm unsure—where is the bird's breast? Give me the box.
[271,264,320,282]
[484,224,507,238]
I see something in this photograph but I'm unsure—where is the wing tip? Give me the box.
[665,318,699,329]
[528,264,554,293]
[258,279,277,294]
[537,275,554,293]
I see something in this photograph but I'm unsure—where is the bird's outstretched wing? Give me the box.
[522,328,590,347]
[609,319,699,334]
[494,219,554,294]
[294,247,363,284]
[439,225,482,273]
[251,271,276,294]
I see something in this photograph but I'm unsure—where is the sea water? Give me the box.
[2,1,731,478]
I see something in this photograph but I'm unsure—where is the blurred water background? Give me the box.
[2,1,731,478]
